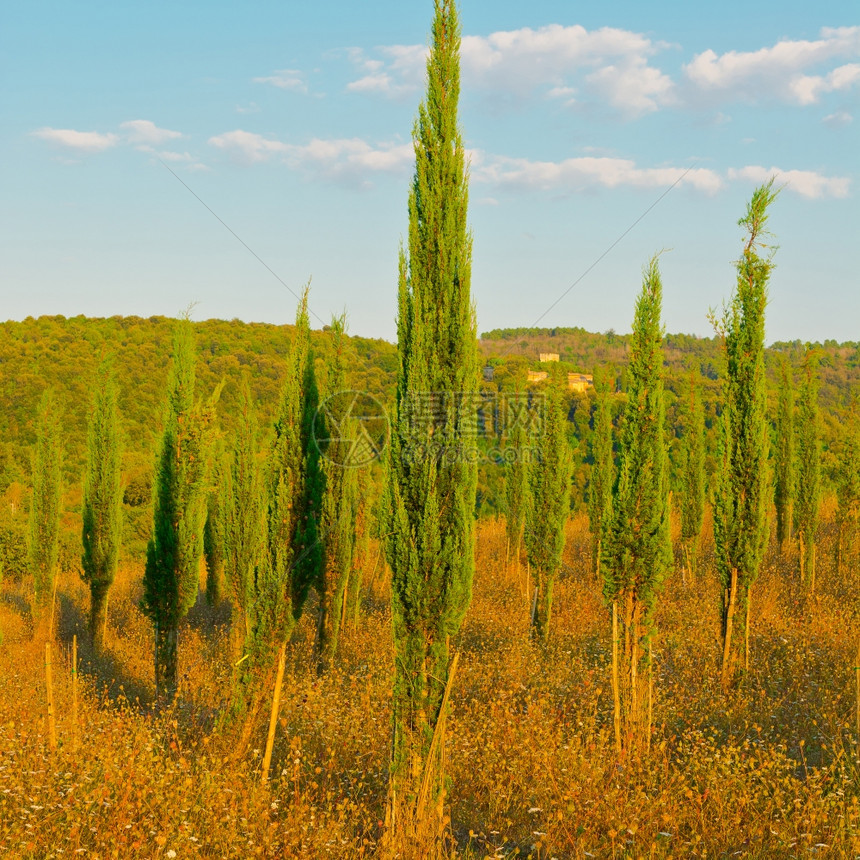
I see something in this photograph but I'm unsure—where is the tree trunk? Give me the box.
[155,622,179,704]
[530,568,554,643]
[721,567,738,691]
[611,602,622,756]
[89,582,109,655]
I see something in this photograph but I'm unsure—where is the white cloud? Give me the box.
[31,127,118,152]
[477,155,723,194]
[236,102,261,114]
[120,120,182,146]
[822,110,853,127]
[253,69,307,92]
[684,27,860,105]
[346,25,675,115]
[208,129,413,183]
[727,165,850,198]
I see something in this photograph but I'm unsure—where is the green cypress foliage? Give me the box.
[524,374,572,642]
[587,369,614,580]
[504,395,530,568]
[383,0,477,833]
[254,290,319,663]
[794,347,821,590]
[774,356,795,555]
[315,314,359,672]
[81,359,122,652]
[712,180,778,690]
[29,389,63,613]
[142,318,219,702]
[679,368,706,583]
[203,443,228,607]
[224,377,265,673]
[602,256,671,752]
[835,396,860,575]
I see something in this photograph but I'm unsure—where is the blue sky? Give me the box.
[2,1,858,343]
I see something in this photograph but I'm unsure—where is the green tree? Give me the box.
[774,356,795,555]
[602,256,672,754]
[794,347,821,590]
[315,314,360,672]
[712,180,778,690]
[81,359,122,653]
[524,375,572,642]
[142,318,219,702]
[203,443,228,607]
[679,368,705,582]
[587,369,614,580]
[504,392,530,568]
[29,389,62,616]
[835,396,860,575]
[382,0,478,842]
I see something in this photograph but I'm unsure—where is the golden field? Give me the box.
[1,508,859,859]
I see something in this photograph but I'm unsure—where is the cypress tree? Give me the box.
[602,256,671,754]
[504,395,530,569]
[383,0,477,840]
[794,347,821,591]
[524,375,572,642]
[835,396,860,575]
[315,314,359,672]
[142,318,219,702]
[253,289,320,665]
[679,368,705,583]
[81,359,122,653]
[713,180,777,690]
[224,376,265,668]
[203,443,228,607]
[774,356,795,556]
[587,369,613,581]
[29,389,62,616]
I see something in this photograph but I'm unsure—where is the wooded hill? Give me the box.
[0,315,857,571]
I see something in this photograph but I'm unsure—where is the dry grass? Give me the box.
[2,509,860,858]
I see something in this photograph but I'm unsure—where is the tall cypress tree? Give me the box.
[253,290,320,664]
[142,318,219,702]
[29,390,62,615]
[679,368,705,583]
[774,356,795,556]
[383,0,477,841]
[315,314,359,672]
[602,256,671,754]
[794,347,821,591]
[587,369,613,581]
[223,376,265,673]
[504,394,530,569]
[524,374,572,642]
[713,180,777,690]
[81,359,122,653]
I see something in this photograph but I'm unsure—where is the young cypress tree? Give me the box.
[203,443,228,607]
[252,290,320,665]
[315,314,359,672]
[524,374,572,642]
[602,256,671,754]
[224,376,264,666]
[29,389,62,615]
[587,369,614,581]
[679,368,706,583]
[774,356,795,556]
[81,359,122,653]
[836,396,860,575]
[794,347,821,591]
[383,0,477,839]
[504,395,530,569]
[142,318,219,702]
[713,180,777,690]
